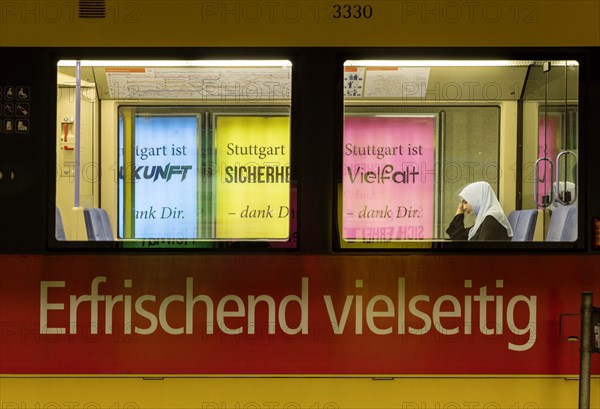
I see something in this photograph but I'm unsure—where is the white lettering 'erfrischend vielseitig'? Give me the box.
[40,276,536,351]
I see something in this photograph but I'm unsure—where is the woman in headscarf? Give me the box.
[446,181,513,241]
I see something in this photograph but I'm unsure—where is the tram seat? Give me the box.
[546,205,578,241]
[508,209,538,241]
[83,208,114,241]
[55,207,67,241]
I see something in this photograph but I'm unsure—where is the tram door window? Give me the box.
[339,60,580,246]
[522,61,579,241]
[56,67,99,240]
[55,60,293,246]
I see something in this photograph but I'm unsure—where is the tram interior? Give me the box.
[54,59,579,245]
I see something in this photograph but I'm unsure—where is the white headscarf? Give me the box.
[459,181,514,240]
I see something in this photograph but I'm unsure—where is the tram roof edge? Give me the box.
[1,0,599,48]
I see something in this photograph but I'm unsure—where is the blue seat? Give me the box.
[508,209,538,241]
[546,205,578,242]
[83,208,114,241]
[55,207,67,241]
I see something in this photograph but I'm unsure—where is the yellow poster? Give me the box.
[215,115,290,239]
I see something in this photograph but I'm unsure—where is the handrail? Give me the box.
[534,157,554,208]
[555,150,578,205]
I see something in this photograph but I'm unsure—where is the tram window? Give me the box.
[54,60,294,248]
[339,60,580,247]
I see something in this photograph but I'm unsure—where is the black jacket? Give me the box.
[446,213,510,241]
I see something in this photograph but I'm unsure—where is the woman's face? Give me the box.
[462,199,473,214]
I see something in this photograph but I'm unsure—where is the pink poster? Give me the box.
[343,116,436,241]
[537,114,559,206]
